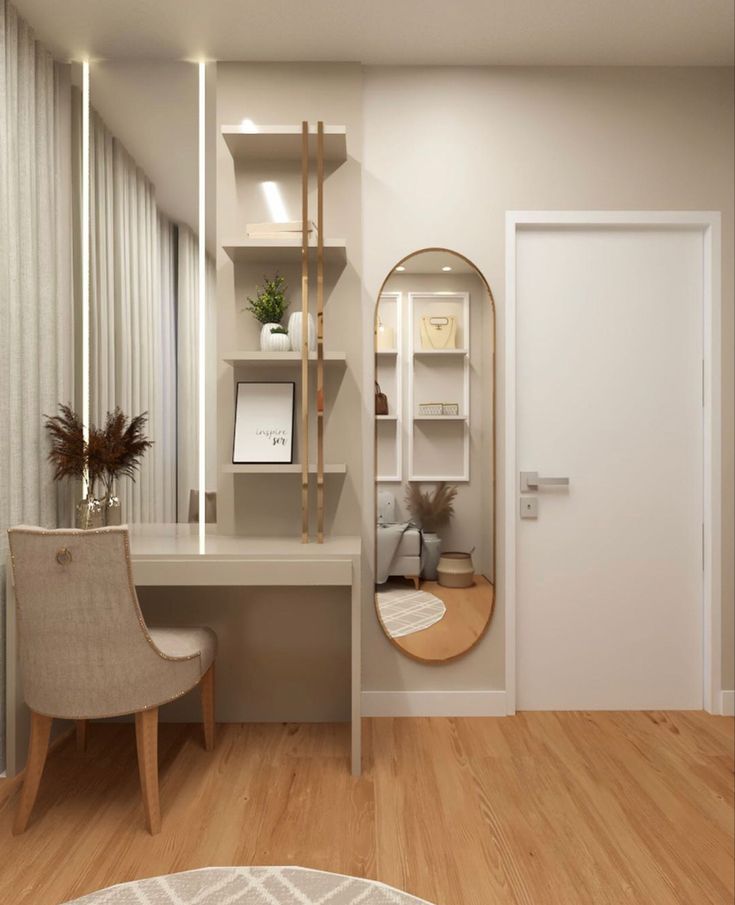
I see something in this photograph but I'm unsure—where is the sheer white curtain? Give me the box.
[89,111,176,523]
[0,0,73,769]
[176,226,217,519]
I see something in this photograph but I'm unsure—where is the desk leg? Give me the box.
[351,560,361,776]
[5,561,27,778]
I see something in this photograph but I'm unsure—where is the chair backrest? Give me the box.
[7,525,166,719]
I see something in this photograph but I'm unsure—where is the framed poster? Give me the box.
[233,381,295,464]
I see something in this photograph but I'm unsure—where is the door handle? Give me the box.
[520,471,570,492]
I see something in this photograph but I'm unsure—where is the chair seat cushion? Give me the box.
[148,626,217,676]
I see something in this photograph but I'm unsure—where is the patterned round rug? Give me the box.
[376,587,446,638]
[64,866,435,904]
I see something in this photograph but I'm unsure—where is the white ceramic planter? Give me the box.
[288,312,316,352]
[260,323,283,351]
[267,331,291,352]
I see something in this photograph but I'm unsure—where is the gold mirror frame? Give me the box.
[373,247,497,664]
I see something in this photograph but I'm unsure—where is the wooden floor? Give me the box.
[0,713,732,905]
[380,577,495,661]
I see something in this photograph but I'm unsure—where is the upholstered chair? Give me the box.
[7,525,218,836]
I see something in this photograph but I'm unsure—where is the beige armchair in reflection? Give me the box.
[187,490,217,524]
[7,525,218,836]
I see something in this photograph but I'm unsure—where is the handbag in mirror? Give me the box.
[375,382,389,415]
[420,315,457,350]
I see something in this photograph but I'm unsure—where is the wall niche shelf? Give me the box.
[223,351,347,367]
[221,124,347,163]
[414,415,467,422]
[408,291,471,483]
[223,238,347,266]
[412,349,468,357]
[223,463,347,475]
[375,292,403,484]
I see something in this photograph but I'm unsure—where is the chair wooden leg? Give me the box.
[13,711,53,835]
[200,665,215,752]
[135,708,160,835]
[75,720,88,753]
[406,575,420,591]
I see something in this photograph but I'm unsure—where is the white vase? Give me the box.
[268,331,291,352]
[288,312,316,353]
[260,323,282,351]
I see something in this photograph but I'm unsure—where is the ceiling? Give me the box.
[15,0,735,66]
[392,251,479,275]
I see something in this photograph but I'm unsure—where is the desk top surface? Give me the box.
[128,524,361,560]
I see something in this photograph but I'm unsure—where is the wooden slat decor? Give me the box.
[316,122,326,543]
[301,121,310,543]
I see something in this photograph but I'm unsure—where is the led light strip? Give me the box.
[81,61,90,498]
[198,62,206,553]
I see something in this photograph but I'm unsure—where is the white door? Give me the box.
[515,224,703,710]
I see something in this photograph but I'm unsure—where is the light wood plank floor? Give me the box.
[0,713,732,905]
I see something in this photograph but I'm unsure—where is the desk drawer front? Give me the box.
[132,557,353,587]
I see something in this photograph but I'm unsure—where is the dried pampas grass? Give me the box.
[404,482,458,533]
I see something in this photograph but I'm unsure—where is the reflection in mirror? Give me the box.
[88,61,216,525]
[375,249,495,662]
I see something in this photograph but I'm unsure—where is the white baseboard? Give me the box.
[361,690,508,717]
[721,690,735,716]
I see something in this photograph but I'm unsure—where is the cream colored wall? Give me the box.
[362,66,734,694]
[201,63,732,716]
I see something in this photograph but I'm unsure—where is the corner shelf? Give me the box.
[223,238,347,266]
[408,292,471,483]
[223,351,347,367]
[223,463,347,475]
[221,124,347,163]
[412,349,468,357]
[414,415,467,422]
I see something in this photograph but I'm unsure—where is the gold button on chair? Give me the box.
[7,525,217,835]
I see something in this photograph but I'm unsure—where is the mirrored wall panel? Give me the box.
[87,61,216,526]
[375,249,495,662]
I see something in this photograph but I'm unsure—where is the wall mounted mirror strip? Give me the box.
[374,249,496,662]
[81,60,214,543]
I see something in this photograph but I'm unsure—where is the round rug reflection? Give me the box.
[64,866,436,904]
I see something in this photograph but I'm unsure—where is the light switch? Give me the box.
[520,497,538,519]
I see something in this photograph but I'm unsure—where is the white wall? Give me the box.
[361,66,734,697]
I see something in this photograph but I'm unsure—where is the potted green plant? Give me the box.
[246,274,290,351]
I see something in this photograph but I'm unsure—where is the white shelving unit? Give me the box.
[223,351,347,367]
[221,124,347,163]
[223,463,347,475]
[219,124,351,516]
[376,292,402,483]
[408,292,470,482]
[222,238,346,266]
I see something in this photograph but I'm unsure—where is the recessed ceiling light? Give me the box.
[442,265,452,272]
[395,265,406,272]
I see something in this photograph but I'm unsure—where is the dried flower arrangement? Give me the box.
[44,405,152,498]
[404,482,458,534]
[44,404,86,482]
[94,408,153,497]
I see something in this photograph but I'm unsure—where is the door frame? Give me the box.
[504,211,722,714]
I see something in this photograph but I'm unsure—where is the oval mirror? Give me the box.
[374,249,495,662]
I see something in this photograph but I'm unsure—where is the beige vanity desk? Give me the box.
[5,524,363,778]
